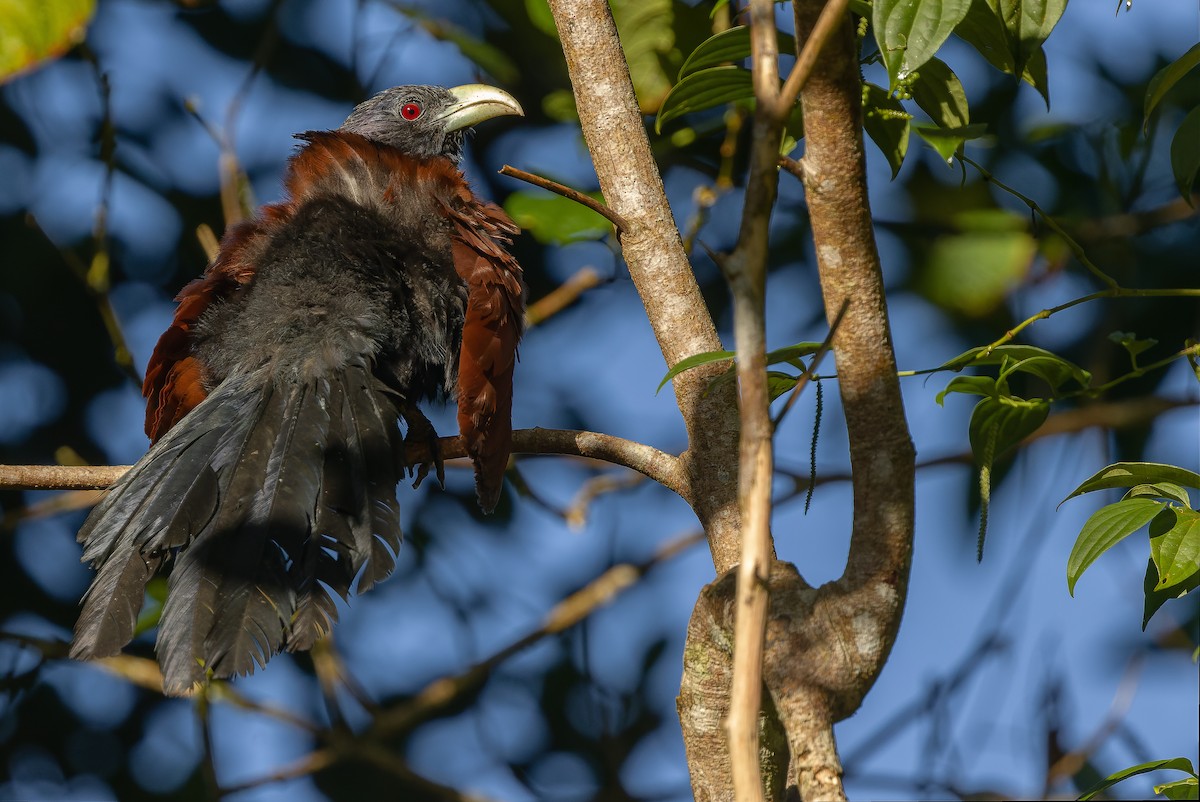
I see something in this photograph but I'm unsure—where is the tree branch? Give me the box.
[0,428,688,499]
[545,0,743,571]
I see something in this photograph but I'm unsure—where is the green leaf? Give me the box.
[936,374,997,404]
[910,57,971,128]
[1124,482,1192,507]
[655,65,754,133]
[1143,556,1200,630]
[1062,462,1200,505]
[1108,330,1158,359]
[968,394,1048,466]
[1149,507,1200,592]
[1078,758,1198,801]
[993,0,1066,78]
[995,354,1090,392]
[862,82,911,177]
[612,0,677,112]
[874,0,971,91]
[942,344,1090,387]
[1156,777,1200,800]
[1144,42,1200,131]
[914,123,988,164]
[0,0,95,83]
[1066,497,1164,596]
[1170,106,1200,203]
[918,212,1037,316]
[767,371,799,402]
[503,191,611,245]
[953,0,1050,105]
[766,342,822,366]
[656,349,734,393]
[678,26,797,77]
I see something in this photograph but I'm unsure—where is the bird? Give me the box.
[70,84,526,696]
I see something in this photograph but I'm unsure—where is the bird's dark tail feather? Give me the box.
[71,364,405,696]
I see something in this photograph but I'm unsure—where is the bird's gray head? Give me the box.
[339,84,524,163]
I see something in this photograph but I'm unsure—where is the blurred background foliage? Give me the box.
[0,0,1197,800]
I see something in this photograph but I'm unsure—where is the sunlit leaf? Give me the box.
[678,26,797,77]
[1143,42,1200,131]
[1156,777,1200,801]
[910,57,971,128]
[655,66,754,133]
[1066,497,1164,596]
[1149,507,1200,592]
[1078,758,1198,801]
[862,82,910,177]
[504,191,611,245]
[0,0,94,84]
[1170,106,1200,203]
[874,0,970,91]
[1123,482,1192,508]
[1061,462,1200,505]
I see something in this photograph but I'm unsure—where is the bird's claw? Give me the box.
[402,405,445,490]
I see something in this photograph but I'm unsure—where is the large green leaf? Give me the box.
[655,65,754,133]
[0,0,94,83]
[1062,462,1200,504]
[1143,42,1200,130]
[1156,777,1200,801]
[678,26,797,77]
[1149,507,1200,592]
[1067,497,1164,596]
[862,82,910,177]
[910,56,971,128]
[953,0,1050,105]
[874,0,971,91]
[942,344,1090,388]
[1143,556,1200,630]
[1078,758,1198,801]
[968,393,1048,465]
[1170,106,1200,203]
[992,0,1066,77]
[504,191,611,245]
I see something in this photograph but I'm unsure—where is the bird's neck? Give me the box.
[281,131,471,222]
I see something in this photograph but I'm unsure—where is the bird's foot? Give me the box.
[401,404,445,490]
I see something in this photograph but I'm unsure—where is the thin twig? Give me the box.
[498,164,628,232]
[772,298,848,428]
[725,3,785,799]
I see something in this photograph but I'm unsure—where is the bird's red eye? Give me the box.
[400,103,422,120]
